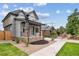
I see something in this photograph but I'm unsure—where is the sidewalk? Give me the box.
[66,39,79,43]
[30,39,66,56]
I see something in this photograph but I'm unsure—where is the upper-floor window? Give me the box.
[21,22,25,33]
[4,24,12,31]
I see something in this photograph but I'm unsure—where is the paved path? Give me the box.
[66,40,79,43]
[30,39,66,56]
[1,39,79,56]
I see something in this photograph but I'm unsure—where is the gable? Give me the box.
[2,14,15,27]
[15,12,25,19]
[28,11,39,21]
[2,10,39,25]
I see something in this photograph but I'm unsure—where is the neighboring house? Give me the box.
[41,24,52,37]
[2,10,43,43]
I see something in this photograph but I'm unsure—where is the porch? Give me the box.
[14,18,43,43]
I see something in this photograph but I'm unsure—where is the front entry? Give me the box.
[20,22,26,36]
[29,25,41,43]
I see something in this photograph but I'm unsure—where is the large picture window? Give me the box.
[31,26,39,35]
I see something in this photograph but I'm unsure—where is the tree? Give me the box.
[50,26,58,40]
[56,26,66,35]
[51,30,58,40]
[66,8,79,35]
[51,26,55,30]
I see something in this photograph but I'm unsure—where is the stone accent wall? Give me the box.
[29,33,42,43]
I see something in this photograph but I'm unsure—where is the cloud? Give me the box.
[0,21,3,30]
[15,7,34,12]
[14,5,17,7]
[0,10,9,30]
[66,9,72,13]
[14,7,23,10]
[0,25,3,30]
[3,4,8,9]
[33,3,47,6]
[56,10,60,14]
[18,7,23,10]
[0,10,9,17]
[25,7,33,11]
[36,12,50,17]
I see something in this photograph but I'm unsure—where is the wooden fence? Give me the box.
[0,31,13,40]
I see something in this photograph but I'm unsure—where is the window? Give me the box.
[21,22,25,33]
[31,27,35,35]
[23,28,25,33]
[20,22,25,36]
[4,24,12,31]
[35,28,39,33]
[31,27,39,35]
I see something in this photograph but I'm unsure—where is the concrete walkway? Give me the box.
[1,39,79,56]
[30,39,66,56]
[66,40,79,43]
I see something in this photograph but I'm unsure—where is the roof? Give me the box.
[41,24,52,30]
[28,20,42,26]
[2,9,39,22]
[10,10,22,15]
[14,17,42,26]
[75,12,79,15]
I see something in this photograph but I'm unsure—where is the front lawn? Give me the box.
[57,42,79,56]
[0,43,28,56]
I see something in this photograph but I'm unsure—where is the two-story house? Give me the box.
[2,10,43,43]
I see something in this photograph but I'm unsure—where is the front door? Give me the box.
[20,22,25,36]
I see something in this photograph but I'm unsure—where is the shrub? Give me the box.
[56,26,66,36]
[21,37,29,47]
[15,37,20,43]
[51,30,58,40]
[44,35,51,38]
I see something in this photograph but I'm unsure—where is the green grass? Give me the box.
[57,42,79,56]
[0,43,28,56]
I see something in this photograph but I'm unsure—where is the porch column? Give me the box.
[24,22,29,47]
[40,26,43,40]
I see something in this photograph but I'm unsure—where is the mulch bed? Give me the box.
[30,40,49,45]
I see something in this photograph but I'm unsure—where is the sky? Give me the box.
[0,3,79,30]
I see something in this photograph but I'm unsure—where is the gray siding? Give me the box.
[29,12,38,21]
[14,20,22,37]
[3,15,15,27]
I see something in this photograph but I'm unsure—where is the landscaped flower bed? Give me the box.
[0,43,28,56]
[56,42,79,56]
